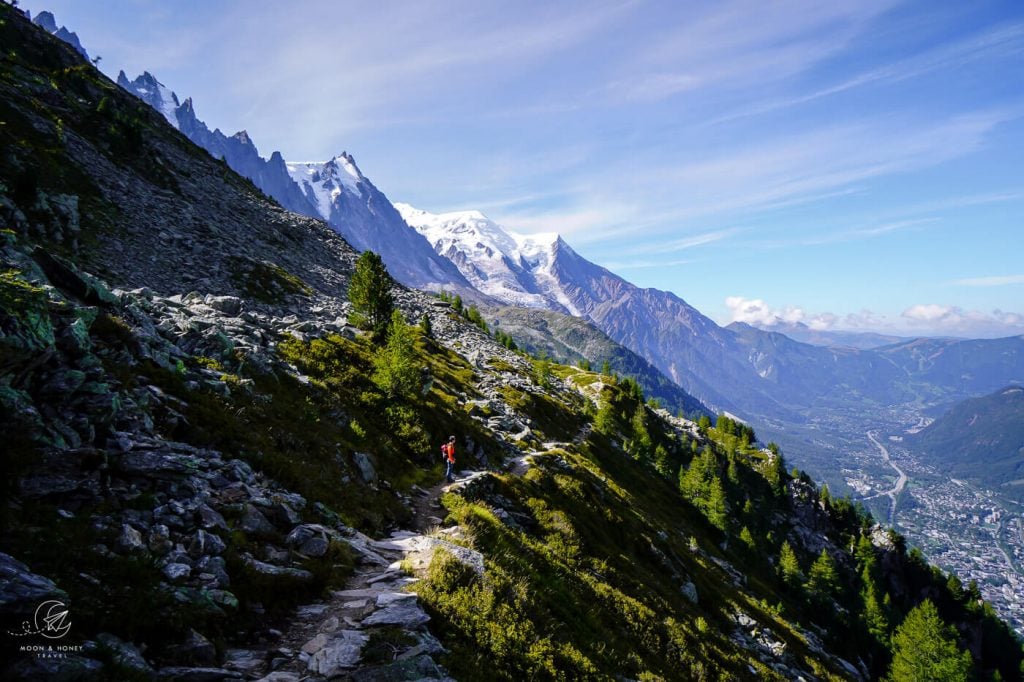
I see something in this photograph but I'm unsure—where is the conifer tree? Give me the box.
[372,310,419,398]
[706,477,728,531]
[419,313,432,338]
[594,398,616,436]
[348,250,394,342]
[627,404,651,461]
[778,541,802,588]
[654,444,672,478]
[739,526,756,552]
[807,549,841,602]
[888,599,972,682]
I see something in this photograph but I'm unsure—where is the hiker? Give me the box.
[442,435,456,482]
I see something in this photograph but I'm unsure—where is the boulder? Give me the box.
[242,555,313,583]
[203,295,242,316]
[95,632,154,677]
[361,593,430,628]
[240,505,278,538]
[307,630,369,677]
[166,629,217,667]
[117,524,146,554]
[0,552,66,616]
[188,530,226,558]
[352,452,377,484]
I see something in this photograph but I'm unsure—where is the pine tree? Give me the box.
[348,251,394,342]
[419,313,432,338]
[627,404,652,461]
[807,549,841,602]
[888,599,972,682]
[372,310,419,398]
[706,476,728,531]
[778,541,802,588]
[594,398,616,436]
[739,526,756,552]
[653,444,672,478]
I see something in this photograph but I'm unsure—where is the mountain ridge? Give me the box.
[115,71,472,293]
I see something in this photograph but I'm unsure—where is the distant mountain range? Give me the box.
[102,38,1024,464]
[738,321,910,350]
[908,385,1024,499]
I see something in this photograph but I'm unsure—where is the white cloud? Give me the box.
[900,305,1024,334]
[725,296,810,327]
[725,298,1024,338]
[950,274,1024,287]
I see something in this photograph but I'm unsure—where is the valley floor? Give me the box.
[801,414,1024,639]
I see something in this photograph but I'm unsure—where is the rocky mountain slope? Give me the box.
[2,7,1022,681]
[115,71,471,294]
[486,304,708,417]
[908,385,1024,499]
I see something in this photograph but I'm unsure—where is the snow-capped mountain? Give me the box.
[398,205,746,405]
[284,156,471,290]
[117,73,471,291]
[396,204,574,311]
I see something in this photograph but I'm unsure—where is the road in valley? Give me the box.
[863,430,908,524]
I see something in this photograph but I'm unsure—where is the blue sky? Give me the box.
[34,0,1024,337]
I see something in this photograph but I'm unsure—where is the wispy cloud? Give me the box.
[605,257,695,270]
[622,228,741,256]
[950,274,1024,287]
[706,21,1024,126]
[609,0,899,103]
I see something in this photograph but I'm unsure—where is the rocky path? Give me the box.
[234,468,493,682]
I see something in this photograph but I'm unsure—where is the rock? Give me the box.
[285,524,333,558]
[302,633,330,655]
[361,593,430,628]
[96,632,154,677]
[266,500,302,528]
[167,629,217,667]
[156,666,243,681]
[0,552,66,616]
[163,563,192,581]
[254,673,300,682]
[240,505,278,538]
[681,580,699,604]
[32,247,117,306]
[242,555,313,582]
[195,556,230,587]
[149,525,174,555]
[117,524,146,554]
[352,452,377,484]
[188,530,226,558]
[307,630,369,677]
[196,504,228,531]
[349,653,445,681]
[4,654,105,681]
[298,536,329,558]
[204,295,242,316]
[117,450,200,479]
[223,648,266,676]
